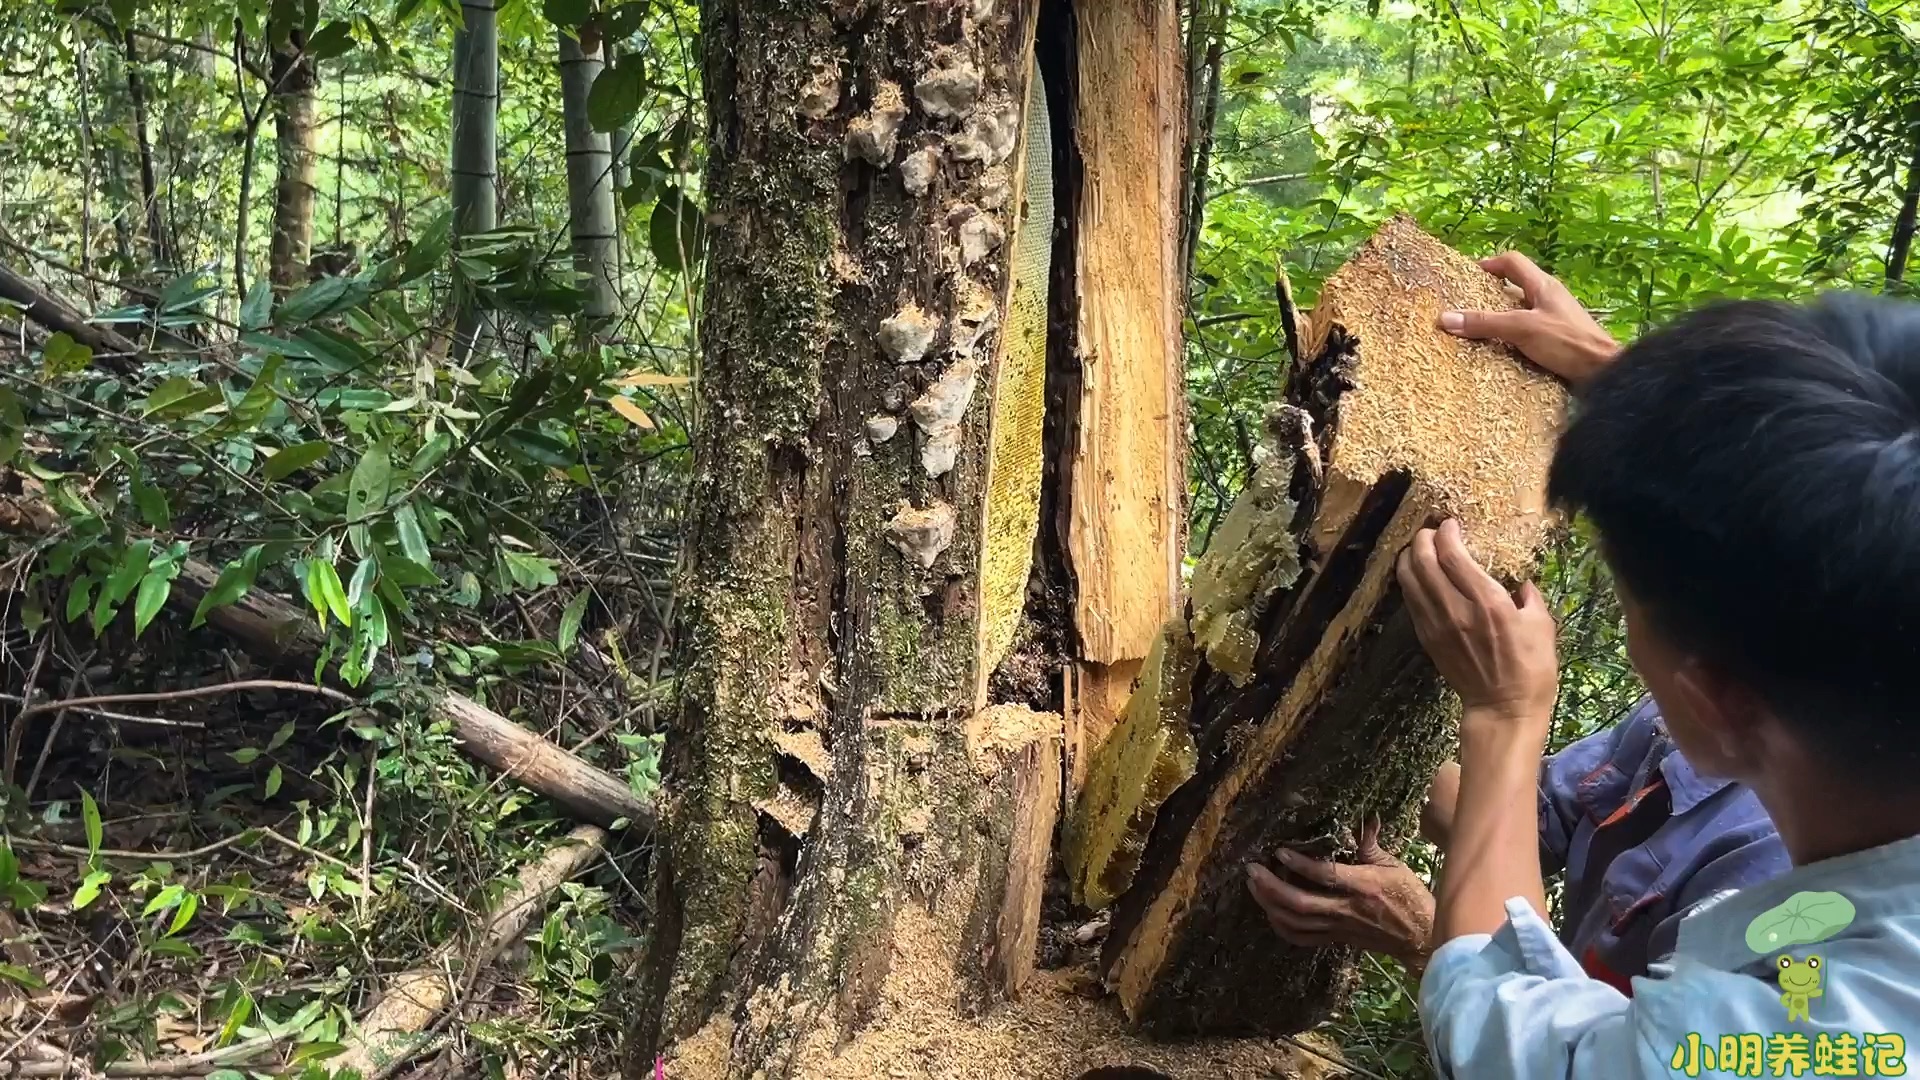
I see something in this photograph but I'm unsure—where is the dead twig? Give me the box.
[10,679,353,724]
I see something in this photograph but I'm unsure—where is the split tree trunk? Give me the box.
[557,32,620,324]
[1067,217,1568,1036]
[268,35,320,292]
[451,0,499,359]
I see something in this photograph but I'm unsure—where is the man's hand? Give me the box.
[1245,819,1436,968]
[1439,252,1621,389]
[1397,519,1558,745]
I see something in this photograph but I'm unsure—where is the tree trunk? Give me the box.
[558,32,620,325]
[120,28,171,270]
[268,35,320,292]
[1886,140,1920,286]
[1068,217,1568,1036]
[451,0,499,359]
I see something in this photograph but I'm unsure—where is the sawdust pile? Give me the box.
[1303,215,1568,577]
[669,904,1343,1080]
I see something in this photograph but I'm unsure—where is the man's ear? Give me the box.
[1670,659,1768,772]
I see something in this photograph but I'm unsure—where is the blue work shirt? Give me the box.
[1541,697,1789,992]
[1421,832,1920,1078]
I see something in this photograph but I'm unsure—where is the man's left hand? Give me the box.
[1245,818,1436,968]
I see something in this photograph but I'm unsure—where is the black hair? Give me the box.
[1548,293,1920,784]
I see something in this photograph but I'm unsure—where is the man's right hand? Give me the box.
[1439,252,1621,388]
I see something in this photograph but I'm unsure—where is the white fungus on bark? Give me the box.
[948,103,1020,166]
[866,414,900,443]
[914,62,982,119]
[909,357,978,477]
[885,501,957,570]
[959,215,1004,267]
[845,81,908,166]
[877,304,939,364]
[798,61,842,120]
[976,166,1011,210]
[900,148,940,197]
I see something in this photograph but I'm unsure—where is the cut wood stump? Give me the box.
[1067,215,1568,1035]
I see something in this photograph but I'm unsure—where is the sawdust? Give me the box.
[1302,215,1567,577]
[668,904,1343,1080]
[966,704,1063,775]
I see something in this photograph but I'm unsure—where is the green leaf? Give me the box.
[0,963,45,989]
[66,575,95,624]
[0,843,15,887]
[396,212,452,284]
[275,275,354,326]
[267,720,296,753]
[240,280,274,330]
[142,883,186,918]
[145,383,225,421]
[588,56,647,133]
[73,870,110,910]
[229,747,261,765]
[454,572,481,607]
[289,327,375,375]
[346,557,377,609]
[502,550,559,591]
[305,19,355,59]
[648,189,705,274]
[217,356,285,434]
[502,427,575,469]
[41,332,92,378]
[133,569,174,638]
[192,546,263,628]
[410,432,454,474]
[130,469,170,531]
[304,559,351,629]
[105,539,153,606]
[82,789,102,853]
[265,440,332,481]
[146,937,199,959]
[166,891,199,936]
[394,503,432,566]
[559,588,589,655]
[543,0,591,27]
[217,989,253,1046]
[379,553,441,588]
[346,445,393,525]
[264,765,283,798]
[1745,891,1857,953]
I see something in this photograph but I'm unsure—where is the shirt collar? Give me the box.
[1658,745,1733,815]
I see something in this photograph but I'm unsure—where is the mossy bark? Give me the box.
[626,1,1050,1075]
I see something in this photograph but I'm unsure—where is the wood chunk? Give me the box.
[1084,217,1566,1035]
[1067,0,1186,668]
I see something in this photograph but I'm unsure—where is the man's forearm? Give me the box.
[1421,760,1460,849]
[1437,714,1550,942]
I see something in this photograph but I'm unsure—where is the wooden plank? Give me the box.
[1067,0,1186,668]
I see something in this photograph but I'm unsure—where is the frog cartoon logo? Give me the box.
[1746,891,1855,1020]
[1776,954,1823,1022]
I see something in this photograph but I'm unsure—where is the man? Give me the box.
[1261,255,1920,1076]
[1247,256,1789,990]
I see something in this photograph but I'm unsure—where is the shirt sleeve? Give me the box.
[1421,898,1651,1080]
[1538,717,1631,874]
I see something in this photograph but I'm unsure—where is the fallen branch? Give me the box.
[0,1032,281,1078]
[0,480,653,831]
[0,262,138,376]
[10,679,353,723]
[331,825,608,1080]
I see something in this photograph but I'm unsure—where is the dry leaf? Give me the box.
[611,368,691,388]
[609,396,656,429]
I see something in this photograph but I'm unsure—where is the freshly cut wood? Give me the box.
[0,262,139,374]
[0,476,651,831]
[1072,216,1566,1035]
[1062,0,1186,793]
[332,825,606,1079]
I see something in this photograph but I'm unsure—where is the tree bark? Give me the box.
[558,32,620,325]
[624,1,1069,1074]
[451,0,499,359]
[1886,140,1920,286]
[268,34,320,292]
[120,29,172,270]
[1068,217,1568,1036]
